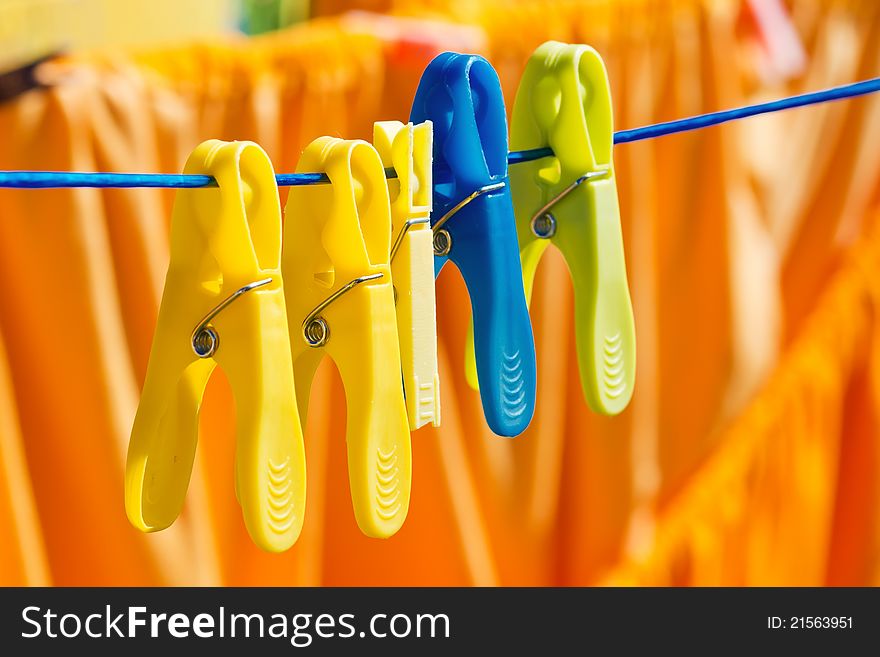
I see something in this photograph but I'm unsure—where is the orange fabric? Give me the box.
[606,214,880,585]
[0,87,201,585]
[0,1,878,586]
[0,331,48,586]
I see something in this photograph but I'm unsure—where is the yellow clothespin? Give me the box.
[511,41,636,414]
[373,120,440,430]
[283,136,412,539]
[127,139,307,552]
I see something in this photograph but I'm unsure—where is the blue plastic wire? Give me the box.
[0,171,219,189]
[1,77,879,189]
[613,75,880,145]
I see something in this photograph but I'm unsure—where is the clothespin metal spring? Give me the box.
[529,169,610,239]
[191,278,273,358]
[390,216,431,263]
[431,181,506,256]
[302,273,384,347]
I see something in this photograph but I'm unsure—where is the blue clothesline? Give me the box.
[2,76,879,189]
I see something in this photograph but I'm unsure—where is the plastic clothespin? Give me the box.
[373,120,441,431]
[410,52,537,437]
[283,136,412,539]
[127,139,306,552]
[510,41,636,414]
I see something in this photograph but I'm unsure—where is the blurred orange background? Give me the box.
[1,0,880,586]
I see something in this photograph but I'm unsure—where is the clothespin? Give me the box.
[283,136,411,539]
[510,41,636,414]
[127,139,306,552]
[410,52,537,437]
[373,120,441,431]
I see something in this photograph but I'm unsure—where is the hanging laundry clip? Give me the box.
[284,136,412,539]
[373,120,441,430]
[511,41,636,414]
[126,139,307,552]
[411,52,537,437]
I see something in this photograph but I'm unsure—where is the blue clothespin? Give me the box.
[410,52,537,437]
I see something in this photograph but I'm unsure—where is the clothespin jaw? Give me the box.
[411,52,537,437]
[126,140,306,552]
[373,120,441,430]
[511,41,636,415]
[283,136,412,539]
